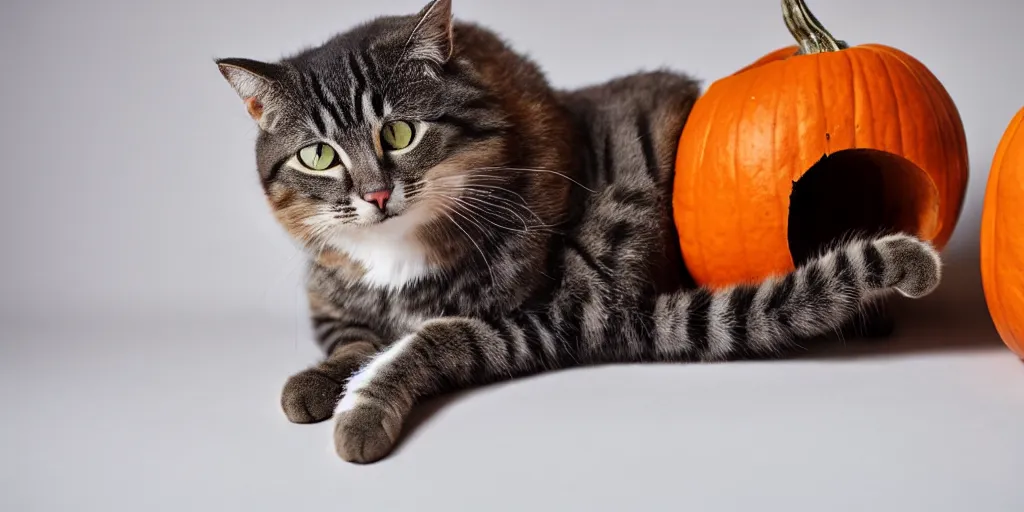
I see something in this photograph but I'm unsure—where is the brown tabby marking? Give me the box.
[314,249,367,278]
[266,185,322,244]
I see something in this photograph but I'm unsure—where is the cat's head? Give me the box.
[216,0,571,276]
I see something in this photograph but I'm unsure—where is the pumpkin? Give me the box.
[980,107,1024,359]
[672,0,969,288]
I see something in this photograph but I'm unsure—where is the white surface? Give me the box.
[2,302,1022,512]
[2,0,1024,510]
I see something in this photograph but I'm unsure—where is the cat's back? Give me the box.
[553,71,703,295]
[559,71,701,190]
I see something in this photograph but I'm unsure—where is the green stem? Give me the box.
[782,0,849,54]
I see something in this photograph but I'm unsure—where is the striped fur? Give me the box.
[216,0,943,464]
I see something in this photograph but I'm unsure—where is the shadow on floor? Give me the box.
[803,250,1004,360]
[394,391,470,454]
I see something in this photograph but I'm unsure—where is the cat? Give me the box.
[215,0,942,464]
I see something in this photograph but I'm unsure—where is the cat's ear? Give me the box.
[408,0,454,66]
[215,57,289,131]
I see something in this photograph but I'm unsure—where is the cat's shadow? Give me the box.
[392,388,481,456]
[802,297,1004,360]
[393,255,1011,454]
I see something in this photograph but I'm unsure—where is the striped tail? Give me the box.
[330,233,941,463]
[651,233,942,362]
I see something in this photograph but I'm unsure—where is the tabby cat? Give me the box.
[216,0,942,464]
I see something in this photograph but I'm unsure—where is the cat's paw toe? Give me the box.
[334,405,399,464]
[877,234,942,299]
[281,369,344,424]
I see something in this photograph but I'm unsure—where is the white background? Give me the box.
[2,0,1022,510]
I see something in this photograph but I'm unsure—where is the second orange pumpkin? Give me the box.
[981,107,1024,359]
[673,0,968,288]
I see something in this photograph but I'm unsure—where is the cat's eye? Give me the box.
[297,143,338,171]
[381,121,415,151]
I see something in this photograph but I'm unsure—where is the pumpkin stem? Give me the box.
[782,0,849,54]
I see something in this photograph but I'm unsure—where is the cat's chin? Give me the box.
[333,203,427,236]
[349,209,403,229]
[322,206,435,289]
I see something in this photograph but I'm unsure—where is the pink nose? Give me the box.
[362,189,392,211]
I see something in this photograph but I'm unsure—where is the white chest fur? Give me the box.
[328,213,433,289]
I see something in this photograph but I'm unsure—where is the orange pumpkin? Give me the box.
[673,0,969,288]
[980,107,1024,359]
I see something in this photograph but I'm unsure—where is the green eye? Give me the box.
[381,121,415,151]
[298,143,338,171]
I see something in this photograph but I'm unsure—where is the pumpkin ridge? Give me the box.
[814,55,830,155]
[984,110,1024,345]
[690,88,727,281]
[732,69,762,270]
[860,53,878,148]
[784,58,802,255]
[877,54,906,157]
[789,60,803,183]
[843,51,858,149]
[679,81,729,282]
[989,175,1010,343]
[866,45,971,168]
[770,61,785,238]
[860,43,968,244]
[885,50,956,179]
[999,116,1022,343]
[889,52,954,239]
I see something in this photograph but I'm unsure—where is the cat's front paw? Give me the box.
[334,405,401,464]
[282,341,378,424]
[281,369,344,424]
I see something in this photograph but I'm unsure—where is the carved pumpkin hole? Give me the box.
[787,149,940,266]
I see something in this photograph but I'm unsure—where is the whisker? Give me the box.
[446,189,558,230]
[457,182,530,207]
[423,173,516,186]
[451,198,530,235]
[454,196,531,232]
[411,171,577,228]
[437,208,496,286]
[419,192,503,243]
[414,185,564,233]
[448,202,503,243]
[455,190,554,227]
[473,166,596,193]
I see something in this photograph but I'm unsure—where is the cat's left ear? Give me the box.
[409,0,454,66]
[216,57,289,132]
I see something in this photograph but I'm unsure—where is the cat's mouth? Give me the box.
[363,210,400,224]
[346,183,412,226]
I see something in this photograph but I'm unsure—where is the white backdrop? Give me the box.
[1,0,1018,323]
[2,1,1022,511]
